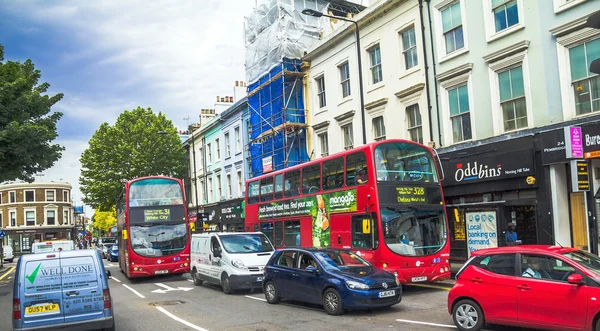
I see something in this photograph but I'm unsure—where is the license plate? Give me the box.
[155,270,169,275]
[25,304,59,315]
[412,276,428,282]
[256,277,263,281]
[378,290,395,298]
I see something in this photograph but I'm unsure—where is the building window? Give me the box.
[47,210,55,226]
[492,0,518,32]
[449,85,472,142]
[441,2,464,54]
[372,116,386,141]
[10,211,16,227]
[208,177,213,203]
[227,174,232,198]
[235,127,241,153]
[369,45,383,84]
[46,190,55,202]
[319,133,329,157]
[217,174,222,200]
[9,191,16,203]
[339,62,351,98]
[342,124,354,150]
[401,27,418,69]
[26,211,35,226]
[316,76,326,108]
[406,104,423,144]
[64,210,69,225]
[225,133,231,158]
[63,190,69,202]
[25,190,35,202]
[570,38,600,116]
[207,143,212,163]
[237,170,243,197]
[215,139,221,160]
[499,66,527,131]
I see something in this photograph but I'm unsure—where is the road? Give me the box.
[0,258,527,331]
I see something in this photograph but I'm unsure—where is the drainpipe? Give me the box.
[426,0,443,147]
[418,0,434,144]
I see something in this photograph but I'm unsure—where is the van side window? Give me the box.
[211,237,221,253]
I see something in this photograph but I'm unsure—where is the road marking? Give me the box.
[152,283,193,294]
[156,306,209,331]
[0,267,16,281]
[406,283,451,291]
[396,319,455,328]
[244,295,267,302]
[123,284,146,299]
[187,279,194,282]
[110,276,121,283]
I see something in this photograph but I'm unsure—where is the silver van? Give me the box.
[12,249,115,331]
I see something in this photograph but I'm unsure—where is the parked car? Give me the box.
[97,237,116,248]
[13,249,114,331]
[448,245,600,331]
[263,248,401,315]
[3,245,14,263]
[190,232,274,294]
[99,244,113,259]
[108,245,118,262]
[31,241,75,254]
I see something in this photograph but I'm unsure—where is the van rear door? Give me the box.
[60,253,105,324]
[21,254,64,328]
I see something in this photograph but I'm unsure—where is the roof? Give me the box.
[471,245,578,256]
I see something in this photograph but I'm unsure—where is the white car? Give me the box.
[3,245,14,263]
[190,232,274,294]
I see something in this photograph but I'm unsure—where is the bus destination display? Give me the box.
[144,209,170,222]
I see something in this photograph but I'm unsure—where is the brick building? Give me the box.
[0,182,75,253]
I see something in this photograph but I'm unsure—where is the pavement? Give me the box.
[0,258,528,331]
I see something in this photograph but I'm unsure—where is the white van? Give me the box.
[190,232,274,294]
[31,241,75,254]
[3,245,14,263]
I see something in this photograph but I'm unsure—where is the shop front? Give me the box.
[200,203,220,232]
[219,198,244,232]
[3,227,75,254]
[440,136,543,263]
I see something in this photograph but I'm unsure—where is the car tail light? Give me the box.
[103,289,111,309]
[13,299,21,320]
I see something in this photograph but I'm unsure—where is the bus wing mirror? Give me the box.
[432,148,444,181]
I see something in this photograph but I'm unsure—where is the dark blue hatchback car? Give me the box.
[263,248,401,315]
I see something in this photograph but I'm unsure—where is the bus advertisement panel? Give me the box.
[117,176,190,278]
[244,139,450,284]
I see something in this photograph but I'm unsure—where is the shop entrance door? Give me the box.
[570,192,589,250]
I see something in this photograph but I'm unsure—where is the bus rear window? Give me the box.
[302,164,321,194]
[284,170,301,198]
[248,181,259,204]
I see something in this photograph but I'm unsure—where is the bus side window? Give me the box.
[346,152,368,186]
[248,181,259,204]
[260,176,274,202]
[302,164,321,194]
[274,174,283,199]
[323,157,344,190]
[284,170,301,198]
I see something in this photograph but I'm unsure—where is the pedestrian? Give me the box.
[504,222,518,246]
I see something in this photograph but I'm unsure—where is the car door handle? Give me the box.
[517,284,530,291]
[292,273,299,277]
[471,277,483,283]
[66,291,80,296]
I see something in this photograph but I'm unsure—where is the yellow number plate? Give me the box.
[25,304,59,315]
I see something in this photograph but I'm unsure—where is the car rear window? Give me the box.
[476,254,516,276]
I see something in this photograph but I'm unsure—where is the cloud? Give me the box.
[1,0,257,214]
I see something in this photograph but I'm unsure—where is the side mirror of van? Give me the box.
[106,270,112,279]
[214,247,222,258]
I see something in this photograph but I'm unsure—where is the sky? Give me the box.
[0,0,257,216]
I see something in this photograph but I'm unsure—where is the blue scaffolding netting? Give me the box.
[248,58,309,178]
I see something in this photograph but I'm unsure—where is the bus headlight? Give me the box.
[346,280,369,290]
[232,259,245,269]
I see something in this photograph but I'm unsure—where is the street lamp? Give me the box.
[302,8,367,145]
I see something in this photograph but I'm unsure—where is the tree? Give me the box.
[92,208,117,235]
[80,107,187,210]
[0,43,64,182]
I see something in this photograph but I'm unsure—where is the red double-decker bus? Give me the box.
[244,139,450,284]
[116,176,190,278]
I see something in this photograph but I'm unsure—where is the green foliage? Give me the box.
[92,208,117,234]
[0,43,64,182]
[79,107,187,210]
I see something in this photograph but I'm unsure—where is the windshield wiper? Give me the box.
[386,206,417,213]
[243,245,252,250]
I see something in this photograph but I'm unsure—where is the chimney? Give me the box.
[216,96,219,102]
[233,80,247,102]
[235,81,239,87]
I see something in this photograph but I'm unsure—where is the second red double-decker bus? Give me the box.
[244,139,450,284]
[116,176,190,278]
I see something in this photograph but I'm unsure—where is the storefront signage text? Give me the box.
[466,211,498,257]
[565,126,584,159]
[571,160,590,192]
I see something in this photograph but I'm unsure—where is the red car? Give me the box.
[448,245,600,331]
